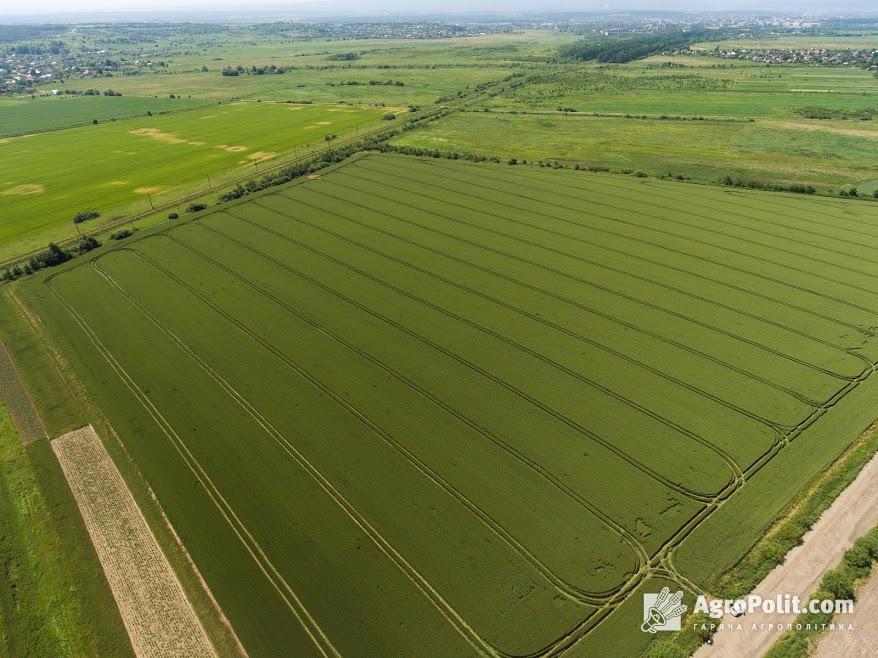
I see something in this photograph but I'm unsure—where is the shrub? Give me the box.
[186,203,207,213]
[382,113,397,121]
[73,209,100,224]
[822,568,855,601]
[168,212,179,220]
[71,236,100,254]
[110,229,133,240]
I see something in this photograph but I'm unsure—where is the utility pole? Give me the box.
[206,173,212,189]
[147,192,154,210]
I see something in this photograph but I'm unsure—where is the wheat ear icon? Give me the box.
[641,586,687,633]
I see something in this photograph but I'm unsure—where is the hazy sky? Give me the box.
[1,0,875,17]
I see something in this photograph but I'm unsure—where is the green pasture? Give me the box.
[392,111,878,189]
[0,101,384,261]
[476,63,878,117]
[0,94,210,137]
[11,153,878,654]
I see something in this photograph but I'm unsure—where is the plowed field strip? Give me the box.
[51,425,217,658]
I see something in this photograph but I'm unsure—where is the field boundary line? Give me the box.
[286,185,821,408]
[380,160,878,316]
[124,235,650,602]
[0,339,47,444]
[43,278,342,658]
[51,425,218,658]
[85,257,498,657]
[214,209,736,502]
[340,161,869,370]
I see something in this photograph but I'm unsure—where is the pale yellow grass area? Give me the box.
[765,119,878,139]
[129,128,188,144]
[214,144,247,152]
[52,426,217,658]
[188,141,206,146]
[133,186,165,194]
[0,183,44,196]
[246,151,277,161]
[315,121,332,125]
[106,180,129,187]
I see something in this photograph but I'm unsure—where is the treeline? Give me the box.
[721,176,816,194]
[1,237,99,282]
[794,106,875,121]
[559,29,711,63]
[222,64,291,76]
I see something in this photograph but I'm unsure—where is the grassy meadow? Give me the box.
[11,153,878,655]
[0,101,385,260]
[392,110,878,190]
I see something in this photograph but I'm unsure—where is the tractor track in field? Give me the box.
[92,246,638,606]
[145,231,655,596]
[273,186,816,425]
[365,160,878,331]
[336,162,870,373]
[44,277,344,658]
[223,205,744,501]
[480,164,878,272]
[243,197,764,458]
[277,188,822,409]
[82,255,531,658]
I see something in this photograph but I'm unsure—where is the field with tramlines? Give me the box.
[18,152,878,656]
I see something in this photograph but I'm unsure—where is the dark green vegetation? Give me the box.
[9,153,878,655]
[559,29,711,63]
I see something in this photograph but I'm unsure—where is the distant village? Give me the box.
[690,46,878,68]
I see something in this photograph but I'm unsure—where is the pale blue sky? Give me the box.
[0,0,875,17]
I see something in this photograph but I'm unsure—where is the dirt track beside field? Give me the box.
[696,449,878,658]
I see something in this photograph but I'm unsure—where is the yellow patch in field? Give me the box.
[129,128,188,144]
[288,106,304,111]
[247,151,277,161]
[107,180,129,186]
[134,186,164,194]
[0,183,44,196]
[215,144,246,153]
[188,141,206,146]
[316,121,331,125]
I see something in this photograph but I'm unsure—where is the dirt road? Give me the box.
[695,450,878,658]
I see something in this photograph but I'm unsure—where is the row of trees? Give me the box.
[1,237,99,282]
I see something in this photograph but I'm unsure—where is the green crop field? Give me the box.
[13,152,878,656]
[0,101,385,261]
[0,95,211,137]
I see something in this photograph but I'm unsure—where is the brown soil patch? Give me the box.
[129,128,188,144]
[0,184,44,197]
[52,426,217,658]
[306,175,322,180]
